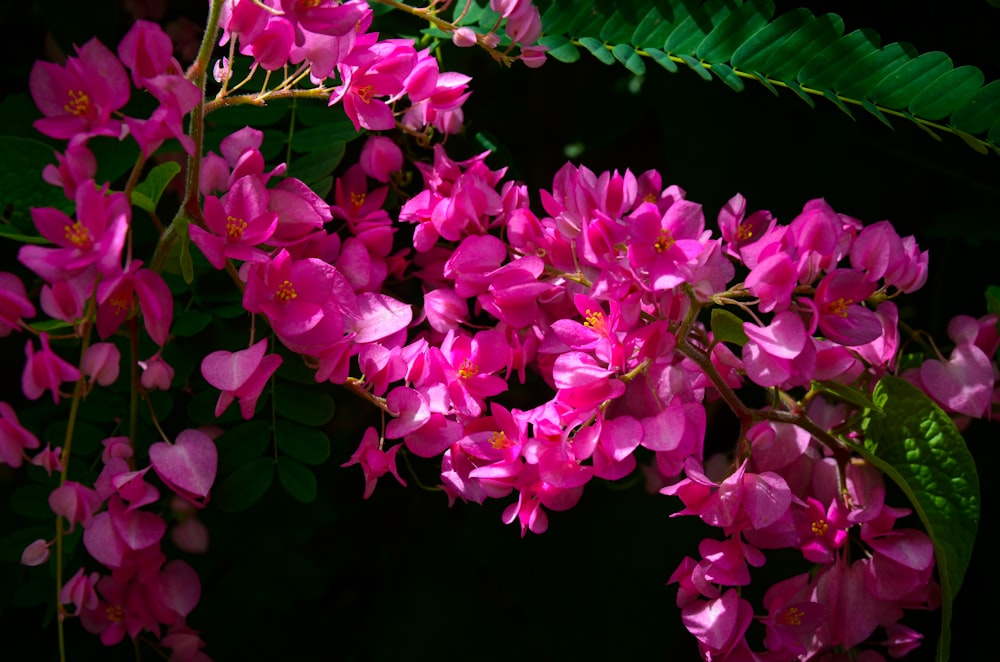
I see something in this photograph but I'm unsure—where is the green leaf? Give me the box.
[130,161,181,214]
[908,65,985,121]
[579,37,614,65]
[710,62,744,92]
[677,54,711,81]
[0,136,73,228]
[762,12,845,80]
[797,28,880,90]
[833,42,916,100]
[696,0,774,64]
[275,382,336,427]
[172,309,213,337]
[986,286,1000,331]
[277,457,318,503]
[215,457,274,513]
[275,420,332,466]
[822,89,855,119]
[11,485,55,520]
[215,419,272,476]
[951,79,1000,135]
[289,120,359,153]
[663,0,733,56]
[600,9,639,44]
[612,43,645,76]
[784,80,816,108]
[811,380,881,412]
[730,8,816,72]
[710,308,748,346]
[537,35,580,63]
[644,48,678,73]
[862,99,894,130]
[860,375,980,661]
[285,144,345,186]
[630,5,675,49]
[870,51,953,110]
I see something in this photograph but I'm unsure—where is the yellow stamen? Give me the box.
[64,89,90,117]
[276,279,297,302]
[356,85,375,104]
[811,519,828,537]
[457,358,478,379]
[826,297,852,318]
[490,431,513,450]
[654,228,674,253]
[64,221,92,248]
[781,606,804,627]
[583,308,607,334]
[226,215,248,240]
[106,605,124,622]
[350,192,366,210]
[736,223,753,241]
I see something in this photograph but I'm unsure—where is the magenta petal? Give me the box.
[159,560,201,618]
[83,512,126,568]
[351,293,412,344]
[920,344,993,417]
[149,429,218,500]
[201,339,269,391]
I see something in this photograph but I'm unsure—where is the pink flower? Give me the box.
[190,175,277,268]
[201,338,283,419]
[0,402,41,468]
[359,135,403,183]
[21,539,51,566]
[29,37,130,142]
[0,273,35,335]
[341,426,406,498]
[97,261,173,346]
[139,353,174,391]
[23,333,81,403]
[813,269,881,346]
[81,342,121,387]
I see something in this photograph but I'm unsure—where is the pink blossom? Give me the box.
[0,402,41,468]
[139,353,174,391]
[31,444,63,476]
[23,333,81,403]
[359,135,403,183]
[813,269,881,346]
[21,539,51,566]
[30,37,130,142]
[149,429,219,507]
[49,481,103,532]
[61,567,101,614]
[341,426,406,498]
[190,175,277,268]
[201,338,283,419]
[82,342,121,386]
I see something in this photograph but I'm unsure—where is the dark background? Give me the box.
[1,1,998,660]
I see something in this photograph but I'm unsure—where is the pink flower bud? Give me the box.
[138,353,174,391]
[21,539,51,566]
[452,27,477,48]
[82,342,121,387]
[359,136,403,183]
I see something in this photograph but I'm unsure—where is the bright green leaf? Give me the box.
[538,35,580,63]
[131,161,181,214]
[730,8,815,72]
[215,457,274,513]
[870,51,953,109]
[710,308,748,346]
[762,12,845,81]
[277,456,318,503]
[710,63,744,92]
[579,37,614,65]
[862,99,894,129]
[275,382,335,427]
[677,54,711,81]
[664,0,732,55]
[833,42,916,100]
[784,80,816,107]
[951,79,1000,135]
[860,375,981,661]
[908,65,985,121]
[822,89,855,119]
[630,6,675,49]
[612,43,645,76]
[797,28,880,90]
[644,48,678,73]
[696,0,774,64]
[276,420,332,466]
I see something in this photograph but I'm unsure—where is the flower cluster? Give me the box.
[4,1,991,660]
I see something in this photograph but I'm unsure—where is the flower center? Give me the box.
[110,290,133,316]
[642,192,657,203]
[356,84,375,104]
[350,191,366,210]
[780,606,804,627]
[226,215,247,241]
[811,518,828,537]
[583,308,607,335]
[276,279,297,302]
[736,222,754,241]
[457,358,479,379]
[654,228,674,253]
[64,89,91,117]
[825,297,852,318]
[64,221,92,248]
[106,604,125,622]
[490,431,513,450]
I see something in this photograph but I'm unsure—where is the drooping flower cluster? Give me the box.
[6,2,990,661]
